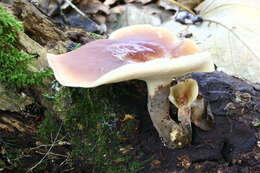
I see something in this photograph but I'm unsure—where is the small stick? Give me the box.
[26,122,63,173]
[63,0,86,17]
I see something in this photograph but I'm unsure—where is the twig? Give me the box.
[63,0,97,24]
[30,140,71,150]
[35,151,67,158]
[59,155,70,166]
[63,0,86,17]
[63,168,75,172]
[26,122,63,173]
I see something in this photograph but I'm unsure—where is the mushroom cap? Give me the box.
[169,79,199,108]
[47,25,214,88]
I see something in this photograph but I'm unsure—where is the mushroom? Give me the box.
[191,94,214,131]
[47,25,214,148]
[169,79,214,138]
[169,78,214,139]
[168,79,199,145]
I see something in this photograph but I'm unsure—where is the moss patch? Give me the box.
[37,84,149,172]
[0,6,150,172]
[0,6,51,88]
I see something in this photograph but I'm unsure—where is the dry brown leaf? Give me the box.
[76,0,110,14]
[93,14,106,24]
[104,0,118,6]
[177,0,202,9]
[119,145,134,154]
[163,0,260,83]
[158,0,203,10]
[122,114,135,121]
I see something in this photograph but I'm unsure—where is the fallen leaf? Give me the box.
[163,0,260,83]
[158,0,203,11]
[104,0,118,6]
[119,145,134,154]
[93,14,107,24]
[77,0,110,14]
[107,4,164,33]
[122,114,135,121]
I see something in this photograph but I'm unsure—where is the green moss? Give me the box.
[1,5,149,172]
[38,85,148,172]
[254,121,260,127]
[87,32,103,39]
[0,6,51,88]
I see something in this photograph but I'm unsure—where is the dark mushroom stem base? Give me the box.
[147,83,191,149]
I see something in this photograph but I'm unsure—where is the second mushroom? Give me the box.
[47,25,214,148]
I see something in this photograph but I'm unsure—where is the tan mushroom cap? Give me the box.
[47,25,214,88]
[169,79,199,108]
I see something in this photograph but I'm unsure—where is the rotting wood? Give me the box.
[12,0,66,47]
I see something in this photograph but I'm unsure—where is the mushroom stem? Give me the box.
[178,106,192,140]
[146,79,191,148]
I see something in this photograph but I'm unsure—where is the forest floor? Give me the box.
[0,0,259,172]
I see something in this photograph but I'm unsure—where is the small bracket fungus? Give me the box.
[191,94,214,131]
[169,79,199,144]
[169,79,214,139]
[47,25,214,148]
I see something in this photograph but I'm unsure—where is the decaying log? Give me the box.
[13,0,66,47]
